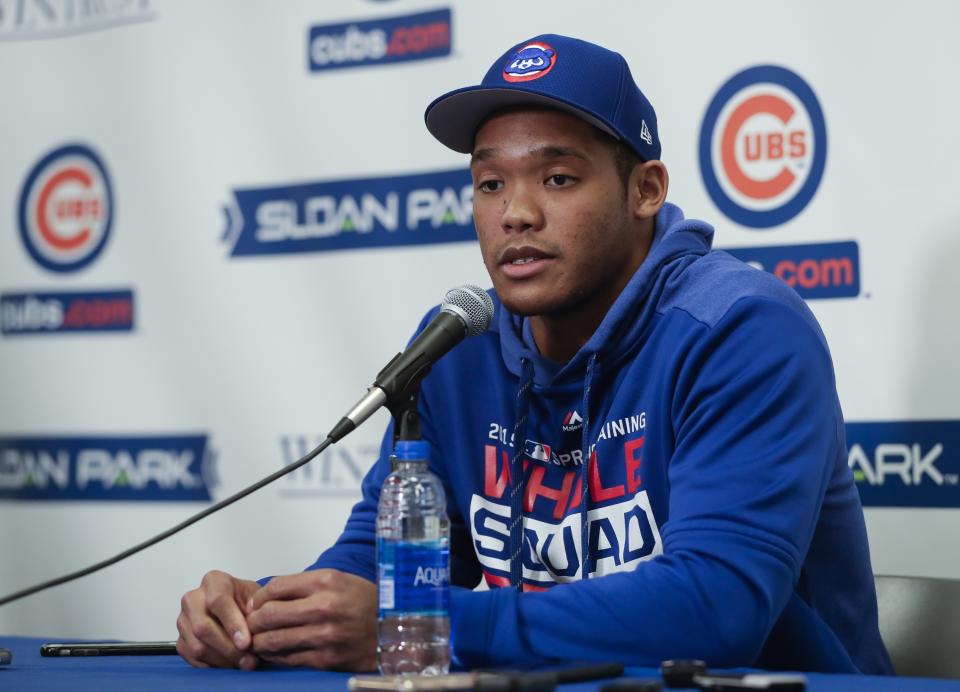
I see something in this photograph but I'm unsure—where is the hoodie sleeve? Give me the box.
[302,427,391,583]
[304,414,483,590]
[305,307,483,588]
[304,307,436,582]
[449,296,847,670]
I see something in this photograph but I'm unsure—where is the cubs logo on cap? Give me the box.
[424,34,661,162]
[502,42,557,82]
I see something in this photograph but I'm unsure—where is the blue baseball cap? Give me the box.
[425,34,660,161]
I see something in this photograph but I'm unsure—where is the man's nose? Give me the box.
[501,183,544,232]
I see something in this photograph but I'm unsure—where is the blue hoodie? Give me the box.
[310,203,893,675]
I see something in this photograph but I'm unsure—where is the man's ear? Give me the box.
[631,160,669,220]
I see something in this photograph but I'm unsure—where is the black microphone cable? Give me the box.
[0,284,494,608]
[0,436,333,607]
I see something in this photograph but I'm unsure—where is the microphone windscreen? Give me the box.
[442,285,494,337]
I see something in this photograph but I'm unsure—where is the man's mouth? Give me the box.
[499,246,553,266]
[497,246,555,279]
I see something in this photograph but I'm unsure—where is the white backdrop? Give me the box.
[1,0,958,640]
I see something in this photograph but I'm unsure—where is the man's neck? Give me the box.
[526,221,655,363]
[529,223,653,363]
[529,296,617,363]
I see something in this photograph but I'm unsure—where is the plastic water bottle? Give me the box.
[377,439,451,675]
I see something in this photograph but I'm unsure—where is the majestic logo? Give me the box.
[699,65,827,229]
[846,421,960,508]
[0,435,216,501]
[308,8,451,72]
[0,0,154,41]
[562,410,583,433]
[502,42,556,82]
[19,144,114,272]
[725,241,860,300]
[223,168,475,257]
[1,290,134,335]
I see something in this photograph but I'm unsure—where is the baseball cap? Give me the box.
[424,34,660,161]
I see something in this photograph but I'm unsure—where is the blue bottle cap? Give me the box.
[394,439,430,460]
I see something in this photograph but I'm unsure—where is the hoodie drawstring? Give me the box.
[508,357,534,590]
[579,354,598,582]
[507,354,597,589]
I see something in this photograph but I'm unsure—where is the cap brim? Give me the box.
[424,85,620,154]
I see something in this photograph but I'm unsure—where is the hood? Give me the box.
[498,202,715,386]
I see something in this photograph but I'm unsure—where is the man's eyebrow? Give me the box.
[470,145,590,166]
[471,148,498,165]
[531,145,590,161]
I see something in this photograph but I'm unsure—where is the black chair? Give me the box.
[874,574,960,679]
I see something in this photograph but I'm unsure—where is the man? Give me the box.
[177,34,892,675]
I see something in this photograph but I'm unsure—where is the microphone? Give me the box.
[327,285,494,442]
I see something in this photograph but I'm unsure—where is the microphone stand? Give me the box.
[389,386,422,444]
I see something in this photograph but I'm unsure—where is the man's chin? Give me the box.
[495,291,557,318]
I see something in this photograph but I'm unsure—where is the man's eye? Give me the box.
[546,174,573,186]
[478,180,503,192]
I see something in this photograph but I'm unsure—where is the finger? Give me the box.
[181,587,246,663]
[248,593,336,634]
[258,643,375,672]
[258,648,333,669]
[237,653,260,671]
[175,637,209,668]
[236,579,263,615]
[205,581,253,651]
[249,571,329,611]
[251,618,377,671]
[251,622,335,656]
[183,614,240,667]
[175,613,208,669]
[176,613,236,669]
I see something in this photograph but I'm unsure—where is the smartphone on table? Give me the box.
[40,642,178,657]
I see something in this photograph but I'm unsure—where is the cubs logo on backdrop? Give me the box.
[18,144,114,273]
[502,41,557,82]
[700,65,827,229]
[5,143,136,336]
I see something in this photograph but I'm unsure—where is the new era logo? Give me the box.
[640,120,653,146]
